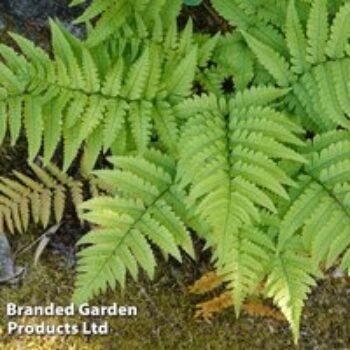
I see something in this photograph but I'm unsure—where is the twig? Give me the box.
[203,2,231,32]
[14,223,62,259]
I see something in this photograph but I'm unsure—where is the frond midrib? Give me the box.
[307,171,350,220]
[79,184,172,294]
[0,73,161,104]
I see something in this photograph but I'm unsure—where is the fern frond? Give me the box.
[286,0,308,74]
[265,251,316,344]
[326,2,350,59]
[0,19,215,170]
[211,0,343,33]
[211,0,253,29]
[74,151,196,304]
[0,161,99,234]
[240,0,350,132]
[194,292,233,320]
[279,132,350,273]
[306,0,328,64]
[242,31,292,87]
[165,47,198,103]
[71,0,182,47]
[178,92,304,311]
[188,272,224,294]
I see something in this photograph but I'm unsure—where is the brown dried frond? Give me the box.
[194,292,233,320]
[194,293,285,322]
[189,272,224,295]
[243,301,285,321]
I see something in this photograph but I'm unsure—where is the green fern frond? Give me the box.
[279,131,350,273]
[326,2,350,59]
[177,91,305,311]
[219,225,275,312]
[71,0,182,47]
[265,250,316,344]
[73,151,195,304]
[0,19,216,171]
[286,0,308,74]
[240,0,350,131]
[242,31,292,87]
[306,0,329,64]
[198,32,255,93]
[211,0,344,32]
[1,0,348,345]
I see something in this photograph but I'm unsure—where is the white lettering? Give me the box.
[6,303,17,316]
[7,322,18,335]
[82,322,109,335]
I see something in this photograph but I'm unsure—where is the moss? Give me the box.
[0,248,349,349]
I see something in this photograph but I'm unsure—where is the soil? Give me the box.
[0,247,350,349]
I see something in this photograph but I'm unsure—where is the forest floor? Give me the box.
[0,1,350,349]
[0,240,350,350]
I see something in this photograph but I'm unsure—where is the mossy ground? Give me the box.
[0,236,349,350]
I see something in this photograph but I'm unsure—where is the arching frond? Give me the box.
[265,250,316,343]
[74,150,196,304]
[240,0,350,132]
[279,131,350,272]
[0,19,216,171]
[177,91,305,311]
[71,0,183,46]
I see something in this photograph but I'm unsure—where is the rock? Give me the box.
[1,0,90,32]
[2,0,79,22]
[331,268,345,279]
[0,233,25,284]
[0,232,16,282]
[61,20,86,39]
[0,14,6,32]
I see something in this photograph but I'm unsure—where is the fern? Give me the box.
[0,161,102,234]
[264,250,316,343]
[211,0,345,30]
[0,19,217,172]
[73,150,197,303]
[239,0,350,131]
[177,89,305,311]
[198,33,255,94]
[1,0,349,344]
[278,131,350,271]
[189,271,285,323]
[70,0,183,47]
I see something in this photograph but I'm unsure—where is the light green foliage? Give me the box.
[1,0,350,344]
[74,150,195,304]
[211,0,345,30]
[265,251,317,344]
[279,131,350,269]
[70,0,183,47]
[218,0,350,132]
[198,33,255,94]
[176,89,310,335]
[0,19,217,172]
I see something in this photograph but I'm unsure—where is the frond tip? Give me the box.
[266,252,316,344]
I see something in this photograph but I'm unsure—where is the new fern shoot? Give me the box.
[0,0,349,344]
